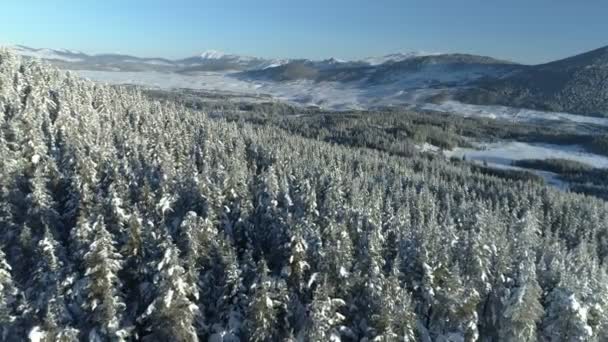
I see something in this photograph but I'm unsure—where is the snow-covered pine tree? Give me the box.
[80,216,127,341]
[499,212,544,342]
[319,218,354,297]
[372,265,417,341]
[285,224,310,297]
[178,211,205,291]
[305,277,346,341]
[499,266,544,341]
[138,241,200,341]
[541,242,600,341]
[542,287,593,342]
[0,246,19,339]
[245,260,279,342]
[200,235,245,341]
[27,227,73,341]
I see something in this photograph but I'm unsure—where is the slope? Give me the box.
[458,46,608,116]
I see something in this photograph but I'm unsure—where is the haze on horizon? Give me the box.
[2,0,608,64]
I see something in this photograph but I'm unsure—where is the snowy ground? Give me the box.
[76,70,260,94]
[74,69,467,111]
[444,142,608,169]
[443,141,608,189]
[421,101,608,128]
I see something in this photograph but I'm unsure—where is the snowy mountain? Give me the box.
[199,49,229,60]
[8,45,178,71]
[10,45,87,62]
[175,50,289,72]
[240,53,520,85]
[7,45,287,72]
[5,45,448,73]
[457,45,608,116]
[361,51,439,65]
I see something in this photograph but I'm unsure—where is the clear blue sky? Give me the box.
[1,0,607,63]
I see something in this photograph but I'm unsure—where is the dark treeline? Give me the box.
[2,51,608,341]
[514,159,608,200]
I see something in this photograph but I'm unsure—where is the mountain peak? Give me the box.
[200,50,228,60]
[323,57,346,64]
[362,51,439,66]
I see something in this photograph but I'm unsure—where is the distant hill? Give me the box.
[363,54,520,86]
[241,54,520,87]
[240,59,372,82]
[457,46,608,116]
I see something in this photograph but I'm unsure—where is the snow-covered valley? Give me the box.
[74,69,608,129]
[442,142,608,189]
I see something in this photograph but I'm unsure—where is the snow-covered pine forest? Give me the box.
[1,50,608,341]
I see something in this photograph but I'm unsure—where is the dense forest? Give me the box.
[144,88,608,158]
[1,51,608,341]
[145,88,608,200]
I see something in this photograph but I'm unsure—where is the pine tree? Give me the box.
[500,236,544,342]
[319,219,354,296]
[80,216,126,340]
[178,211,205,292]
[500,212,544,341]
[0,246,18,339]
[373,266,417,342]
[542,288,593,342]
[200,236,245,340]
[305,278,346,341]
[285,225,310,296]
[27,227,73,341]
[245,260,278,342]
[139,241,200,341]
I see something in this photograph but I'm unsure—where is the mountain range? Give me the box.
[8,44,431,73]
[243,47,608,116]
[241,54,519,85]
[8,44,608,117]
[9,45,283,72]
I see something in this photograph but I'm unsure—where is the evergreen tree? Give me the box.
[80,216,126,341]
[285,225,310,296]
[305,278,346,341]
[245,260,278,342]
[138,241,200,341]
[27,227,73,341]
[542,288,593,342]
[372,267,417,341]
[500,212,544,342]
[0,246,18,339]
[499,266,544,341]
